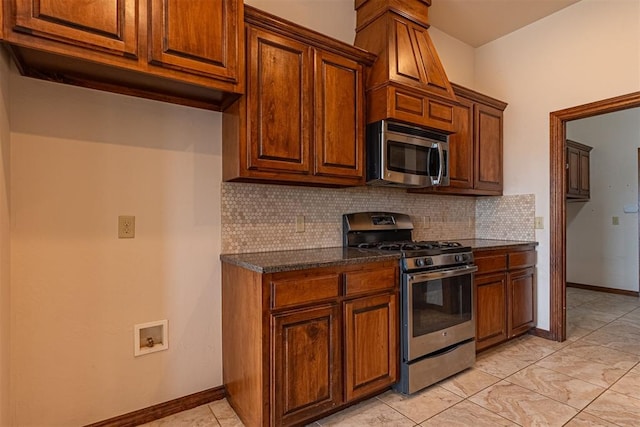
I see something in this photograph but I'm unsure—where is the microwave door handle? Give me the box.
[432,142,444,185]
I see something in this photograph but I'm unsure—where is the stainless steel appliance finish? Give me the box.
[366,120,450,188]
[343,212,477,395]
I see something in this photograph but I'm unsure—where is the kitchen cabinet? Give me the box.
[410,83,507,196]
[474,244,536,352]
[354,0,458,133]
[2,0,243,110]
[222,5,376,187]
[222,259,398,427]
[566,139,592,201]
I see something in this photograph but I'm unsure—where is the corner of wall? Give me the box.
[0,45,13,427]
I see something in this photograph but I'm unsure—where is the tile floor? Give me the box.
[142,287,640,426]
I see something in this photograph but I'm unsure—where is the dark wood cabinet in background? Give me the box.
[222,259,398,427]
[474,244,536,352]
[3,0,243,110]
[566,139,592,201]
[411,84,507,196]
[222,6,375,187]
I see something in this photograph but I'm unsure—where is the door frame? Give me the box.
[549,91,640,341]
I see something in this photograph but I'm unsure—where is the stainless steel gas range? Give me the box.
[343,212,478,394]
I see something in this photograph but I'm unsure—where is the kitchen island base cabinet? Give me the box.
[474,244,536,352]
[222,260,399,427]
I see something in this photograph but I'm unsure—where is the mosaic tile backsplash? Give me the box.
[476,194,535,241]
[221,183,535,254]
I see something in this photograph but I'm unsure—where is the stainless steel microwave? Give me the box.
[366,120,449,188]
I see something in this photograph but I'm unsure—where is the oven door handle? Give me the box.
[408,265,478,283]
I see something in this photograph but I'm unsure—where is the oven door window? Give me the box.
[411,274,472,337]
[387,140,432,176]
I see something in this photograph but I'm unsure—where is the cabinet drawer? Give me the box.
[344,266,396,296]
[509,251,536,269]
[474,254,507,274]
[271,274,340,309]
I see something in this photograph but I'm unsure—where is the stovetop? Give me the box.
[355,240,468,257]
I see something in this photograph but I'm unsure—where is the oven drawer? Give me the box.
[474,254,507,274]
[270,274,340,309]
[344,266,396,296]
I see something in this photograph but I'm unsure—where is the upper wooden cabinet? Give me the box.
[222,5,375,187]
[12,0,138,57]
[566,139,592,201]
[3,0,243,110]
[411,84,507,196]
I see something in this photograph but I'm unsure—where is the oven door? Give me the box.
[403,265,477,361]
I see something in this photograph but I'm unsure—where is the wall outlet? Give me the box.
[118,215,135,238]
[612,216,620,225]
[295,215,305,233]
[134,320,168,356]
[534,216,544,229]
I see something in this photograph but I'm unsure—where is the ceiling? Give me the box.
[428,0,582,47]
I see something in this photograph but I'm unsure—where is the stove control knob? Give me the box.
[415,258,425,267]
[455,254,465,262]
[425,258,433,265]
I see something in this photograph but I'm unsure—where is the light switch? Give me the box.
[534,217,544,230]
[612,216,620,225]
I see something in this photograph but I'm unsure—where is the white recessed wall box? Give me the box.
[134,320,168,356]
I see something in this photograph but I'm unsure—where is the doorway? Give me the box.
[549,91,640,342]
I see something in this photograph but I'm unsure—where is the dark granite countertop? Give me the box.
[220,247,400,273]
[220,239,537,274]
[458,239,538,250]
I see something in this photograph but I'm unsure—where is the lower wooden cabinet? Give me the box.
[508,266,536,337]
[222,260,399,427]
[474,244,536,352]
[344,293,397,402]
[475,272,507,350]
[271,305,342,426]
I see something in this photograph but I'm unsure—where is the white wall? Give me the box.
[429,26,476,88]
[0,49,12,427]
[244,0,357,44]
[566,109,640,291]
[474,0,640,329]
[9,75,222,425]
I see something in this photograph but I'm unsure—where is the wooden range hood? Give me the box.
[354,0,457,133]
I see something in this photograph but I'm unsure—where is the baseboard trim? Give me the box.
[530,328,555,340]
[84,386,226,427]
[567,282,640,297]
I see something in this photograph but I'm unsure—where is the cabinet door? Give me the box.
[148,0,240,82]
[579,149,590,197]
[566,145,580,196]
[246,26,313,174]
[474,103,503,193]
[447,96,474,189]
[314,50,364,181]
[13,0,137,57]
[475,272,507,351]
[508,267,535,338]
[271,305,342,426]
[344,293,398,402]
